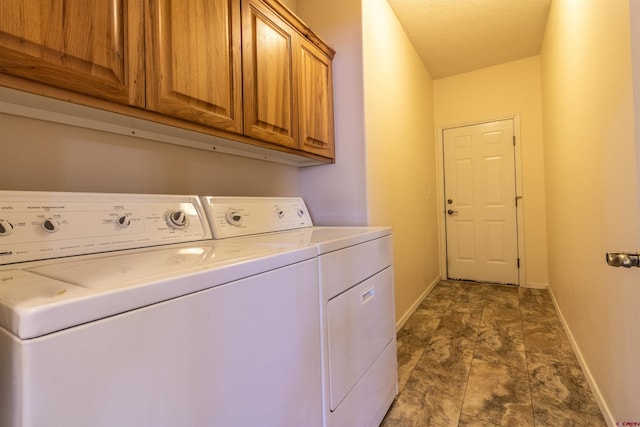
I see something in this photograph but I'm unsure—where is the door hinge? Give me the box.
[513,136,516,146]
[517,258,520,268]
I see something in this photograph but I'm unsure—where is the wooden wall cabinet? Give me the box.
[242,0,335,158]
[242,1,297,149]
[0,0,335,163]
[145,0,243,133]
[298,38,335,158]
[0,0,145,107]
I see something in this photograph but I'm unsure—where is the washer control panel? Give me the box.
[201,197,313,239]
[0,191,212,265]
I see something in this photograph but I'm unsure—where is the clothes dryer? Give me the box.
[201,196,398,427]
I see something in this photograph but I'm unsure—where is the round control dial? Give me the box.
[166,209,189,230]
[117,215,132,228]
[41,217,60,233]
[0,219,15,236]
[226,210,243,226]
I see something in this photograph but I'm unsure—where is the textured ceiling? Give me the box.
[387,0,552,79]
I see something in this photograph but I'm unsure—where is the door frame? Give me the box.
[436,114,527,286]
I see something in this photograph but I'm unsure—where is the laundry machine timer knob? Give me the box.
[41,218,60,233]
[166,209,189,230]
[117,215,132,228]
[226,210,243,226]
[0,219,15,236]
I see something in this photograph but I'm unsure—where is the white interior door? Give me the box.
[443,119,519,285]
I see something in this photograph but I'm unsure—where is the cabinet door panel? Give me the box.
[242,0,296,148]
[0,0,144,106]
[299,41,335,158]
[145,0,243,133]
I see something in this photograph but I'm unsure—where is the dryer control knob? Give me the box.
[0,219,15,236]
[226,210,243,226]
[166,209,189,230]
[117,215,132,228]
[42,218,60,233]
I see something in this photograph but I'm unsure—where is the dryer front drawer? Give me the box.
[319,235,392,299]
[326,267,394,411]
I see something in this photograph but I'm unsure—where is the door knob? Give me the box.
[606,252,640,268]
[447,209,458,216]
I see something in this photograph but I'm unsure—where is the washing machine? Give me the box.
[200,197,398,427]
[0,191,322,427]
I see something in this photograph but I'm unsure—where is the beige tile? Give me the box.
[519,287,554,306]
[399,313,441,347]
[474,327,527,369]
[430,281,464,298]
[460,359,534,425]
[458,403,534,426]
[482,286,520,309]
[426,333,477,368]
[527,352,602,416]
[416,296,453,317]
[480,305,522,329]
[383,342,474,427]
[520,302,560,324]
[432,309,483,340]
[532,401,607,426]
[381,281,606,427]
[521,320,574,357]
[395,338,426,392]
[473,305,526,368]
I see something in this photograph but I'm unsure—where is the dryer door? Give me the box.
[327,267,395,410]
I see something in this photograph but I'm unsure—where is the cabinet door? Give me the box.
[0,0,144,106]
[298,39,335,158]
[145,0,243,133]
[242,0,297,149]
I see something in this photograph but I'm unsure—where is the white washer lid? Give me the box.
[308,227,391,254]
[1,242,316,339]
[218,227,392,255]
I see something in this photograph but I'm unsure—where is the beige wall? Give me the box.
[297,0,368,226]
[0,113,301,196]
[298,0,441,324]
[541,0,638,422]
[362,0,440,324]
[433,57,549,288]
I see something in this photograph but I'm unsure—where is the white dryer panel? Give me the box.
[327,267,395,410]
[209,226,391,256]
[320,235,393,298]
[309,227,390,254]
[327,341,398,427]
[201,196,313,239]
[318,235,397,427]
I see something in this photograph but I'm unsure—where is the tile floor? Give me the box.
[380,280,606,426]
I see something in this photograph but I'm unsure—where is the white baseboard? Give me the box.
[547,286,615,427]
[395,276,441,332]
[525,281,549,289]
